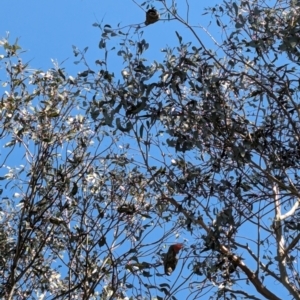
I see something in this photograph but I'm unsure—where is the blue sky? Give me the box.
[0,0,220,73]
[0,1,289,299]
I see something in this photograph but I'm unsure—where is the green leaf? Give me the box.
[232,2,238,16]
[103,24,113,33]
[116,118,133,132]
[175,31,182,44]
[99,39,106,49]
[139,124,144,138]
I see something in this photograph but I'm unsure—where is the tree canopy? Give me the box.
[1,0,300,299]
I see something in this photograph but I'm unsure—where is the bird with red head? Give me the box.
[164,243,183,275]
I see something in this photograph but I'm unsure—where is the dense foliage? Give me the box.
[1,0,300,299]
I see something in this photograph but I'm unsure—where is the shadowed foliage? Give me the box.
[1,0,300,299]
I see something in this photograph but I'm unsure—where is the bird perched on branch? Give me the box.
[145,8,160,26]
[164,243,183,275]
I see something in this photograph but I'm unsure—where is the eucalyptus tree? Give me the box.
[1,0,300,299]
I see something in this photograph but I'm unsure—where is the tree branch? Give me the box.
[273,184,300,300]
[162,195,283,300]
